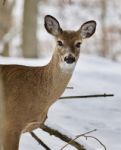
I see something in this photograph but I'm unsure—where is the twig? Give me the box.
[66,86,74,89]
[60,129,97,150]
[41,125,85,150]
[59,93,114,100]
[30,131,51,150]
[84,135,106,150]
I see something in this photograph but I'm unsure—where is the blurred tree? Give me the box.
[22,0,39,58]
[0,61,5,149]
[0,0,15,56]
[100,0,108,57]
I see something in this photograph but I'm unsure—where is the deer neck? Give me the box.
[48,49,76,74]
[47,50,74,78]
[43,50,74,96]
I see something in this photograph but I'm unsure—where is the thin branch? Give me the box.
[84,135,106,150]
[30,123,106,150]
[66,86,74,89]
[30,131,51,150]
[41,125,85,150]
[59,93,114,100]
[60,129,97,150]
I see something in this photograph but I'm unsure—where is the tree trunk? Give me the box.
[100,0,108,57]
[0,0,14,57]
[0,73,4,150]
[22,0,39,58]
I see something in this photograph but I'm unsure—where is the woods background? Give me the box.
[0,0,121,61]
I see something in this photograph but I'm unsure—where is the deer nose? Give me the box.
[64,55,76,64]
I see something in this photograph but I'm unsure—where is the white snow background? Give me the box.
[9,54,120,150]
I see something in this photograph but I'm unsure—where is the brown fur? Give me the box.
[0,50,73,150]
[0,15,96,150]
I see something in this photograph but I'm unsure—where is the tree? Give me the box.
[0,73,4,149]
[0,0,15,56]
[100,0,108,57]
[22,0,39,58]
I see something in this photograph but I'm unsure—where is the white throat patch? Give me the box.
[59,61,76,73]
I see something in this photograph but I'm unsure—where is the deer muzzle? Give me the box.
[64,54,76,64]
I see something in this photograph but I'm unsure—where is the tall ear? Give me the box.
[44,15,62,36]
[80,20,96,39]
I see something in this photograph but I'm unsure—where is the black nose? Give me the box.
[64,55,76,64]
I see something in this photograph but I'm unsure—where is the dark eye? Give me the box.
[75,42,81,48]
[57,40,63,47]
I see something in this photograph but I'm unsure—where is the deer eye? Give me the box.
[75,42,81,48]
[57,40,64,47]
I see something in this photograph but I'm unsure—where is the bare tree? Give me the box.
[0,0,15,56]
[22,0,39,58]
[100,0,108,57]
[0,73,4,149]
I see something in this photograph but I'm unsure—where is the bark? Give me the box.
[0,73,4,149]
[22,0,39,58]
[100,0,108,57]
[0,0,14,56]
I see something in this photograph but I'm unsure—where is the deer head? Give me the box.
[44,15,96,72]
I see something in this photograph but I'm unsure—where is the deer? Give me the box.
[0,15,96,150]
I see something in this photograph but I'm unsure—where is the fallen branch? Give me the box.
[41,124,86,150]
[59,93,114,100]
[84,135,106,150]
[60,129,97,150]
[30,93,111,149]
[30,124,86,150]
[30,131,51,150]
[30,125,106,150]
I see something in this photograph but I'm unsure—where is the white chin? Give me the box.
[59,61,76,73]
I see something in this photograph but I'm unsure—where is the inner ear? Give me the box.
[44,15,62,36]
[80,20,96,39]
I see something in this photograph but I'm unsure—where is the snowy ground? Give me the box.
[2,54,121,150]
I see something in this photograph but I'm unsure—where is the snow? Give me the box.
[17,54,121,150]
[0,55,52,67]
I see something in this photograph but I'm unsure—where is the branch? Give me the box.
[30,124,86,150]
[30,131,51,150]
[41,124,86,150]
[66,86,74,89]
[30,125,106,150]
[30,92,111,149]
[59,93,114,100]
[60,129,97,150]
[84,135,106,150]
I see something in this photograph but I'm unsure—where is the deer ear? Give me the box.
[80,20,96,39]
[44,15,62,36]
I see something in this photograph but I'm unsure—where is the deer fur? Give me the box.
[0,15,96,150]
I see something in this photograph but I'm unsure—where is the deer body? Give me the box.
[0,54,72,150]
[0,15,96,150]
[1,52,71,128]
